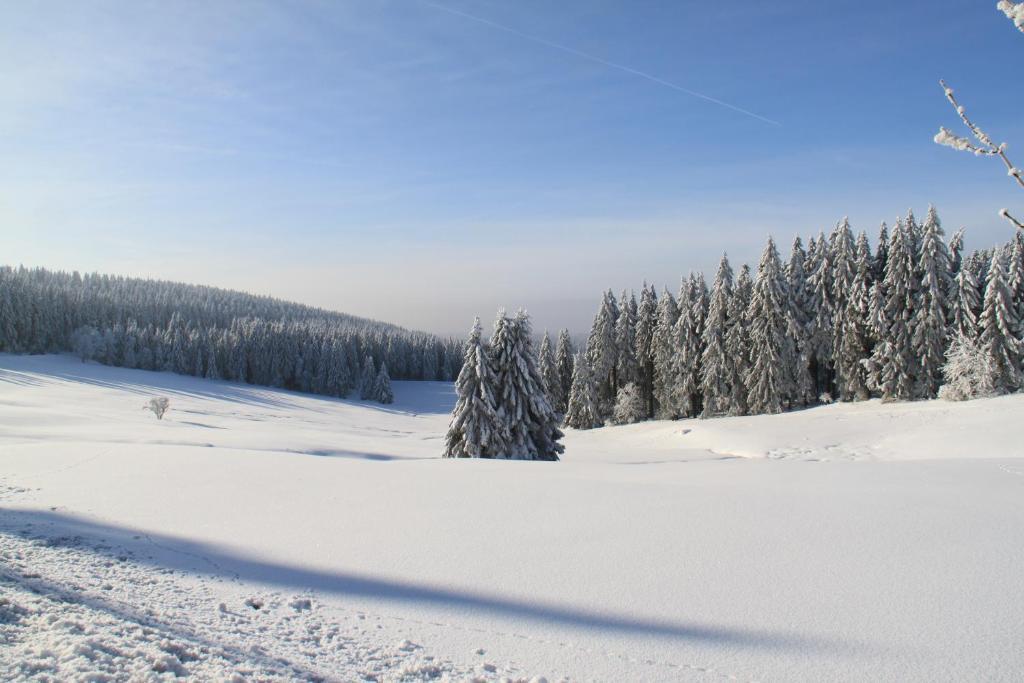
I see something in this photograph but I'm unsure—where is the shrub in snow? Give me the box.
[939,333,996,402]
[144,397,170,420]
[818,392,834,405]
[611,383,645,425]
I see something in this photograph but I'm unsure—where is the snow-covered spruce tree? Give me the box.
[700,255,734,417]
[1008,233,1024,325]
[611,383,645,425]
[746,237,792,414]
[586,290,620,414]
[867,218,919,401]
[634,284,658,418]
[949,227,966,279]
[979,250,1023,393]
[670,277,703,417]
[939,332,996,402]
[564,350,603,430]
[359,355,376,400]
[373,362,394,404]
[554,329,575,413]
[806,233,835,396]
[829,219,857,393]
[874,222,890,283]
[443,318,506,458]
[538,331,562,415]
[652,287,681,418]
[950,261,982,340]
[836,232,873,401]
[725,264,753,415]
[489,310,564,460]
[614,289,640,391]
[785,236,815,407]
[912,206,953,398]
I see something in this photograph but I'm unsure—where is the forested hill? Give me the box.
[0,266,462,397]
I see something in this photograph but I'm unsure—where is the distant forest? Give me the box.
[0,267,463,398]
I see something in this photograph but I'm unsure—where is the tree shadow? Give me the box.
[1,509,845,654]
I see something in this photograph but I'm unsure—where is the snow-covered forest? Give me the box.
[550,209,1024,427]
[0,267,462,400]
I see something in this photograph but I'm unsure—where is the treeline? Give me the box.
[542,208,1023,427]
[0,267,462,399]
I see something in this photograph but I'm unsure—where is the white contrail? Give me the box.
[419,0,780,126]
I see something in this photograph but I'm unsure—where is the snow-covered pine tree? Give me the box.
[554,329,575,413]
[979,249,1023,393]
[806,233,835,397]
[652,287,681,418]
[949,227,965,278]
[725,264,753,415]
[785,236,815,407]
[634,284,658,418]
[868,218,918,401]
[611,383,645,425]
[1008,233,1024,326]
[701,255,734,417]
[359,355,376,400]
[614,289,639,390]
[373,362,394,404]
[586,290,620,413]
[746,237,792,414]
[489,310,564,460]
[913,206,953,398]
[564,350,603,430]
[950,262,982,340]
[443,318,506,458]
[671,276,703,417]
[829,219,857,393]
[538,330,562,415]
[836,232,873,401]
[874,222,890,283]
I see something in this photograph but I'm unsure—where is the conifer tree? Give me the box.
[671,277,703,417]
[373,362,394,404]
[725,265,753,415]
[587,290,620,412]
[874,222,890,283]
[614,289,639,390]
[868,218,917,401]
[538,331,562,415]
[913,206,953,398]
[611,383,645,425]
[490,310,564,460]
[359,355,376,400]
[807,233,835,396]
[701,255,734,417]
[785,236,815,407]
[652,288,681,417]
[746,238,791,414]
[443,318,505,458]
[554,329,575,413]
[633,284,658,417]
[564,351,603,430]
[979,250,1023,393]
[829,219,857,391]
[837,233,873,401]
[950,264,982,340]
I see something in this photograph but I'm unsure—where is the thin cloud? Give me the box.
[419,0,780,126]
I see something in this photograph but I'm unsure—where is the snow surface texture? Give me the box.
[2,354,1023,681]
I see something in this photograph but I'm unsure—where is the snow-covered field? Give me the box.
[2,353,1023,682]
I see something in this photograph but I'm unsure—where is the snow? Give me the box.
[2,353,1024,681]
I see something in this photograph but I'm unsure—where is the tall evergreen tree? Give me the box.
[587,290,620,412]
[652,288,681,417]
[746,238,791,414]
[913,206,953,398]
[614,289,639,390]
[538,331,561,415]
[868,218,918,401]
[979,250,1022,393]
[443,318,505,458]
[806,233,835,396]
[634,284,659,418]
[725,264,753,415]
[373,362,394,404]
[359,355,376,400]
[785,236,815,407]
[837,233,874,401]
[950,263,982,340]
[701,255,734,417]
[554,329,575,413]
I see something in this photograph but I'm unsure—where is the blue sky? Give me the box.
[2,1,1021,335]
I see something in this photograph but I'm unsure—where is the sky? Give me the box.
[1,1,1022,336]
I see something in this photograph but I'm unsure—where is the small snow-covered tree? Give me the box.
[359,355,376,400]
[143,396,170,420]
[611,383,645,425]
[564,351,603,430]
[443,318,505,458]
[373,362,394,404]
[939,332,996,402]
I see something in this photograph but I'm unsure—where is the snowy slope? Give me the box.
[2,353,1023,681]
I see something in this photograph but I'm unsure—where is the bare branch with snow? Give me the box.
[998,0,1024,33]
